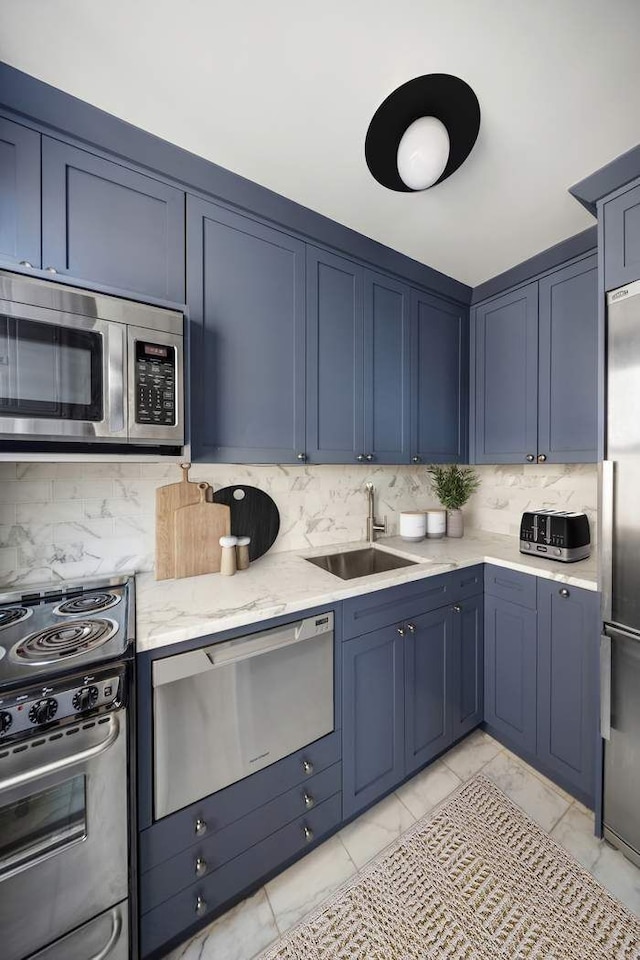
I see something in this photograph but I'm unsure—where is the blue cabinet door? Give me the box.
[306,247,365,463]
[451,593,484,740]
[538,256,598,463]
[484,594,537,753]
[472,283,538,464]
[342,626,404,818]
[363,270,411,464]
[405,607,453,774]
[603,181,640,291]
[188,197,306,463]
[0,117,41,269]
[411,290,468,463]
[41,137,185,300]
[537,580,598,806]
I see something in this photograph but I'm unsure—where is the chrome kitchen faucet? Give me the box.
[365,482,387,542]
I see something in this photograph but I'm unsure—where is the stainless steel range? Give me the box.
[0,575,134,960]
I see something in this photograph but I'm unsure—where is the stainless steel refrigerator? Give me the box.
[601,278,640,867]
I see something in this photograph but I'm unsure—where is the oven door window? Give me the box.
[0,774,86,878]
[0,314,103,421]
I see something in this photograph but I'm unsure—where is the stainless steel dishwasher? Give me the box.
[153,612,334,819]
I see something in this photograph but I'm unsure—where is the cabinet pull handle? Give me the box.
[537,453,547,463]
[406,623,415,633]
[195,857,207,877]
[303,791,315,809]
[303,825,314,842]
[44,266,58,274]
[296,452,306,461]
[453,604,462,613]
[302,759,313,775]
[397,626,405,637]
[411,455,421,464]
[365,453,374,462]
[559,588,570,598]
[19,260,33,268]
[195,818,207,836]
[195,895,207,916]
[526,454,535,462]
[356,454,365,462]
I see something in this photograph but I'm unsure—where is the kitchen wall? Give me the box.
[0,461,598,586]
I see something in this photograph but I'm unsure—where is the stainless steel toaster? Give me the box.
[519,509,591,562]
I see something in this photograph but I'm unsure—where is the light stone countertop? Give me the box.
[135,529,598,654]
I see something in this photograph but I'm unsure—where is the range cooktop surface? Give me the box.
[0,575,134,690]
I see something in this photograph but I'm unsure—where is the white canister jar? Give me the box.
[399,511,427,541]
[426,509,447,539]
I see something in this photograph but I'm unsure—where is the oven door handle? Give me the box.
[0,715,120,793]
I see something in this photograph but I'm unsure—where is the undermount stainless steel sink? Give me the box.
[305,548,417,580]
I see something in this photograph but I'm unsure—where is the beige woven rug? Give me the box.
[258,776,640,960]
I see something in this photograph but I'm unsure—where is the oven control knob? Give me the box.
[0,711,12,735]
[72,686,99,713]
[29,698,58,725]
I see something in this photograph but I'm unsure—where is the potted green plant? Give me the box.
[427,464,480,538]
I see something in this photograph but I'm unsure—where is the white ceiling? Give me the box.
[2,0,640,286]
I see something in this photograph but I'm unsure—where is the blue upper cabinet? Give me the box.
[41,137,185,301]
[306,247,365,463]
[364,271,411,464]
[603,181,640,291]
[188,197,306,463]
[411,290,468,464]
[538,256,598,463]
[472,283,539,464]
[0,117,41,269]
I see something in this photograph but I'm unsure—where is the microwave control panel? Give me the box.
[135,341,177,426]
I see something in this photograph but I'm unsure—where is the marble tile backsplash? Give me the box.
[0,461,598,586]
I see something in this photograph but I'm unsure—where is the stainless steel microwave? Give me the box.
[0,271,184,450]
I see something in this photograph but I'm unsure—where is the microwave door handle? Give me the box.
[107,323,126,435]
[0,716,120,793]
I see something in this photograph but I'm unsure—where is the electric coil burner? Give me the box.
[11,617,118,664]
[0,606,32,630]
[53,592,121,616]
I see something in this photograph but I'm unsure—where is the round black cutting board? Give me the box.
[211,485,280,562]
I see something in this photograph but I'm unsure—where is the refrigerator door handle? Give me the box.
[600,632,612,741]
[599,460,614,624]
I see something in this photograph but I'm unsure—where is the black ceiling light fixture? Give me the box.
[365,74,481,192]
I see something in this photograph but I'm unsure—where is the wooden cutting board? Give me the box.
[174,482,231,579]
[155,463,204,580]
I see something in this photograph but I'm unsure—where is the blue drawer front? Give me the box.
[450,564,484,601]
[484,563,537,610]
[140,762,341,913]
[342,573,456,639]
[140,792,342,958]
[140,730,340,872]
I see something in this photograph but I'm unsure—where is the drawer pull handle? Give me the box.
[406,622,415,633]
[303,792,315,809]
[303,825,314,843]
[397,626,405,637]
[19,260,33,268]
[559,588,570,598]
[453,604,462,613]
[195,818,207,836]
[195,895,207,916]
[44,266,58,274]
[302,759,313,775]
[195,857,207,877]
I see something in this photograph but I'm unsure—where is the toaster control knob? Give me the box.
[554,548,561,557]
[0,711,12,735]
[72,686,99,712]
[29,698,58,725]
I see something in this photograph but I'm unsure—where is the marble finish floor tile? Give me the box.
[395,759,461,820]
[339,791,415,869]
[550,802,603,871]
[441,729,503,780]
[591,841,640,917]
[265,834,356,935]
[166,888,278,960]
[482,750,570,831]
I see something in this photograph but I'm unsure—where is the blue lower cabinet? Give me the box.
[342,626,404,819]
[451,593,484,740]
[484,594,538,754]
[404,607,453,774]
[537,580,599,806]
